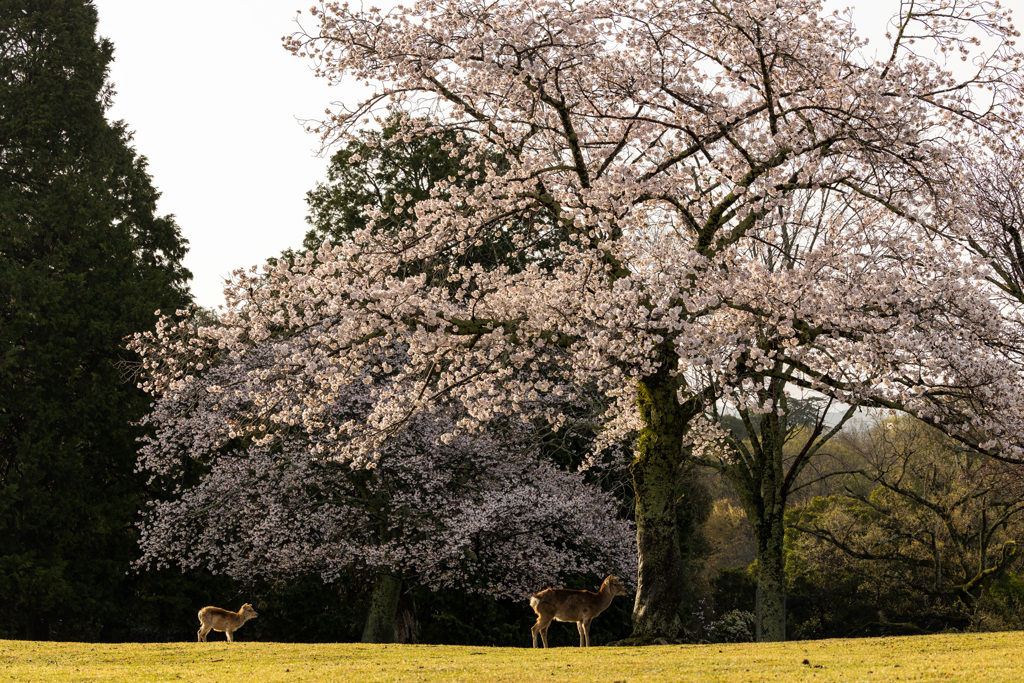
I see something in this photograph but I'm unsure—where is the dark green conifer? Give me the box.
[0,0,192,639]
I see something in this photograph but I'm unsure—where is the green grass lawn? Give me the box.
[1,631,1021,682]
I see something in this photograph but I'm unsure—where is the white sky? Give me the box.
[93,0,373,309]
[92,0,1022,310]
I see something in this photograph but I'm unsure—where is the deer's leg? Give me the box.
[582,619,592,647]
[226,629,235,643]
[531,613,553,648]
[577,621,586,647]
[198,625,209,642]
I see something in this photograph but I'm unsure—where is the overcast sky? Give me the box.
[91,0,1022,310]
[92,0,374,309]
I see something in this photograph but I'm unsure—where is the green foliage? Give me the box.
[414,589,527,647]
[783,418,1024,638]
[707,567,757,618]
[293,115,565,285]
[0,0,192,638]
[673,464,714,635]
[707,609,756,643]
[107,570,237,642]
[982,571,1024,631]
[244,577,367,644]
[301,117,471,251]
[701,380,860,641]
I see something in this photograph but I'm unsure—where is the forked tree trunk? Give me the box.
[362,573,403,643]
[728,407,788,642]
[629,370,700,641]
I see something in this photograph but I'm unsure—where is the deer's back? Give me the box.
[198,606,238,627]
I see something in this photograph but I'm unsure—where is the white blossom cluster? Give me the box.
[133,333,636,597]
[295,0,1023,456]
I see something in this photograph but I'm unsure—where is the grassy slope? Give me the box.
[1,631,1021,682]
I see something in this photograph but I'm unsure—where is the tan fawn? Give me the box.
[197,603,258,642]
[529,575,628,647]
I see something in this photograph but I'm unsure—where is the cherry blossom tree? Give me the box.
[270,0,1024,640]
[133,321,636,642]
[132,0,1024,643]
[962,148,1024,309]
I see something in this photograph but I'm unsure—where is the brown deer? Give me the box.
[197,603,258,642]
[529,575,628,648]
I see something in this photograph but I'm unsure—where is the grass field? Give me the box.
[2,631,1022,682]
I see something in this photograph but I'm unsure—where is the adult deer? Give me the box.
[529,575,627,647]
[197,603,258,642]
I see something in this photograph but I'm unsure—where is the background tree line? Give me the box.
[3,0,1024,646]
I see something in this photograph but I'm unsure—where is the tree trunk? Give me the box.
[722,393,790,642]
[629,370,698,641]
[753,516,786,642]
[361,573,403,643]
[393,589,418,644]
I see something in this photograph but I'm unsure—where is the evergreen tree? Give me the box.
[297,116,568,281]
[0,0,192,639]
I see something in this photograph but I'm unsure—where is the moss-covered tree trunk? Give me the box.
[361,573,403,643]
[629,366,700,641]
[754,408,787,642]
[753,514,786,641]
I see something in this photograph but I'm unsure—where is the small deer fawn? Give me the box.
[529,575,628,647]
[197,603,258,642]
